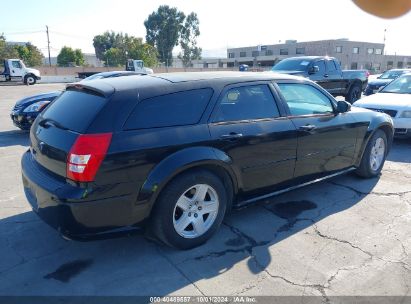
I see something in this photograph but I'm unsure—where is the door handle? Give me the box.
[324,74,329,78]
[220,132,243,140]
[299,124,317,132]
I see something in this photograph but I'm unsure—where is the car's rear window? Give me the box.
[41,90,107,133]
[123,88,213,130]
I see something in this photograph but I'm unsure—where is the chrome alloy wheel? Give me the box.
[173,184,219,239]
[370,137,385,171]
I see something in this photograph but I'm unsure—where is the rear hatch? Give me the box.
[30,88,109,178]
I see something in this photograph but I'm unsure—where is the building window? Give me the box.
[280,49,288,55]
[374,63,381,71]
[240,51,246,58]
[353,47,360,54]
[365,62,372,70]
[397,61,404,68]
[228,52,235,58]
[265,49,273,56]
[252,50,259,57]
[367,48,374,54]
[351,62,358,69]
[375,48,382,55]
[336,46,342,53]
[296,48,305,55]
[407,62,411,68]
[387,61,393,69]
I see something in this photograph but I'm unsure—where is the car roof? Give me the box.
[67,71,305,97]
[386,69,411,72]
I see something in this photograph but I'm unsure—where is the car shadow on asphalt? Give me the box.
[0,173,380,295]
[0,130,30,148]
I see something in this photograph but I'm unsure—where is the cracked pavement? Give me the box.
[0,84,410,298]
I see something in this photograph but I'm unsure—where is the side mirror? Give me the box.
[308,66,319,75]
[337,100,351,113]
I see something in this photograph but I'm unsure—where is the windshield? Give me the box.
[381,75,411,94]
[378,70,404,80]
[272,59,311,71]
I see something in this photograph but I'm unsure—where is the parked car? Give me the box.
[364,68,411,96]
[354,73,411,137]
[271,56,368,103]
[22,72,393,249]
[10,71,143,130]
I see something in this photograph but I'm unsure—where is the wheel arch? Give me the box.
[354,121,394,167]
[137,146,240,216]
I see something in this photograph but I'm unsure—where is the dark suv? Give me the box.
[22,72,393,249]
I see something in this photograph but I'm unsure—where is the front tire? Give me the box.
[346,83,362,103]
[356,129,387,178]
[150,170,227,249]
[24,75,36,85]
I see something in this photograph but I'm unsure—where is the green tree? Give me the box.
[15,43,44,66]
[178,12,202,67]
[144,5,185,65]
[0,34,19,63]
[126,37,158,67]
[93,32,157,67]
[57,46,85,66]
[104,47,123,67]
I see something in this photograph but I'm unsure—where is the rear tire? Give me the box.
[150,170,227,249]
[356,129,387,178]
[346,83,362,103]
[24,75,36,85]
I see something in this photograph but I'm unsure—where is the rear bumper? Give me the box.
[21,150,149,239]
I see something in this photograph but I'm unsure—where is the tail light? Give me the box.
[365,70,370,78]
[67,133,112,182]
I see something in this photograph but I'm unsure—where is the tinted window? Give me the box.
[213,85,279,122]
[326,60,338,74]
[41,90,107,133]
[314,60,326,74]
[278,84,334,116]
[124,88,213,130]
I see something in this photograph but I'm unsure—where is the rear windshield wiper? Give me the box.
[38,118,69,130]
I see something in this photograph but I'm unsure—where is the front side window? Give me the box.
[278,83,334,116]
[326,60,338,74]
[213,85,279,122]
[124,88,213,130]
[12,61,22,68]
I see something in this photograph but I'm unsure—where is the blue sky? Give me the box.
[2,0,411,57]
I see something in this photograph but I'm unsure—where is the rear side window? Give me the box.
[124,88,213,130]
[41,90,107,133]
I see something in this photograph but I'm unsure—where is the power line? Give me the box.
[2,30,43,35]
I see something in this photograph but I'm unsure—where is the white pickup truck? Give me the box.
[0,59,41,85]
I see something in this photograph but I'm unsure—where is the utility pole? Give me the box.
[46,25,51,67]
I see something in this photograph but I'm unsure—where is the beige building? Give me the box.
[224,39,411,72]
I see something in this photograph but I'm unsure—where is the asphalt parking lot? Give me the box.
[0,84,410,301]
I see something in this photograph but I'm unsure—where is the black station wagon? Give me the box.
[22,72,394,249]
